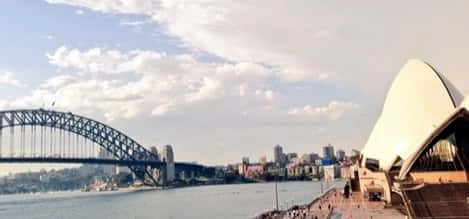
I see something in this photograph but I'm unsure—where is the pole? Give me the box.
[321,180,323,194]
[274,166,280,211]
[275,180,279,211]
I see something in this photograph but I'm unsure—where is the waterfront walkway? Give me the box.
[257,189,406,219]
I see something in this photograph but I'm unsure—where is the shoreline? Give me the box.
[0,180,305,196]
[0,179,324,196]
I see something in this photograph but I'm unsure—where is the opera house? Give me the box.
[357,59,469,218]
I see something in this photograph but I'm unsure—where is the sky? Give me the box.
[1,0,469,167]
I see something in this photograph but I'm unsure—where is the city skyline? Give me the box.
[2,1,469,167]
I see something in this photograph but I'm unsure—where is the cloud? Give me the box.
[151,102,173,116]
[44,0,158,15]
[0,100,7,110]
[264,90,275,101]
[0,72,26,87]
[42,0,336,83]
[185,77,222,103]
[288,100,358,121]
[40,74,80,89]
[42,0,469,96]
[75,9,84,15]
[37,0,469,164]
[238,83,247,97]
[7,46,284,121]
[120,19,152,27]
[46,46,152,74]
[255,89,275,102]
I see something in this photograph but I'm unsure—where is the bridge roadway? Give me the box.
[0,157,205,171]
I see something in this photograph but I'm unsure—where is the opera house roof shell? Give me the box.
[361,59,468,178]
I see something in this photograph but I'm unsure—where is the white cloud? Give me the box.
[41,0,469,95]
[120,19,152,27]
[151,102,173,116]
[185,77,222,103]
[264,90,274,101]
[255,88,275,102]
[46,46,150,74]
[288,100,358,121]
[0,72,25,87]
[311,127,325,136]
[40,74,79,89]
[238,83,247,97]
[7,46,284,121]
[9,77,145,121]
[75,9,84,15]
[44,0,158,15]
[42,0,336,83]
[37,0,469,164]
[0,100,7,110]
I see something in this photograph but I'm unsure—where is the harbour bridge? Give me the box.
[0,109,208,186]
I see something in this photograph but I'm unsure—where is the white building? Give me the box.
[323,165,339,181]
[358,59,469,206]
[361,59,465,178]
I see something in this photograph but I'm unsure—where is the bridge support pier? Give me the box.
[160,163,168,187]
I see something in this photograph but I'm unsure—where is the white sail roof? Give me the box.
[460,94,469,109]
[361,59,462,171]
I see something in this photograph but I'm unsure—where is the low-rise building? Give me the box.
[323,165,340,181]
[238,163,264,179]
[340,165,352,179]
[245,164,264,178]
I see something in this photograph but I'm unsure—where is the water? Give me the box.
[0,181,341,219]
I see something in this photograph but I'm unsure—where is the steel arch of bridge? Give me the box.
[0,109,160,185]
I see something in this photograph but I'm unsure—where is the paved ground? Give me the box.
[259,189,406,219]
[324,190,405,219]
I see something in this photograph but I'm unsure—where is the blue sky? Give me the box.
[1,0,469,167]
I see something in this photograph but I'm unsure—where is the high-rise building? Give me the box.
[336,150,346,161]
[323,144,335,160]
[274,145,286,167]
[161,145,175,182]
[310,153,320,161]
[286,153,298,163]
[242,157,250,164]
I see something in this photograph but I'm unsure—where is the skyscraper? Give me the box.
[161,145,175,182]
[323,144,335,160]
[336,150,346,161]
[274,145,286,167]
[242,157,250,164]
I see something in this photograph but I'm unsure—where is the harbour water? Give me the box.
[0,181,340,219]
